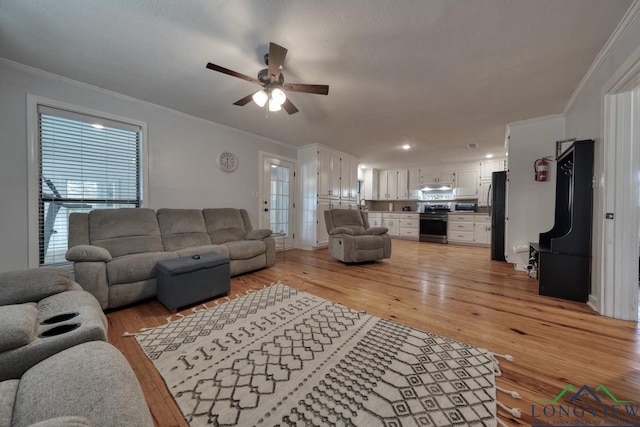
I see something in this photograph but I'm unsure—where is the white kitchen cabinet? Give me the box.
[298,144,360,249]
[382,213,400,236]
[479,158,507,182]
[368,212,383,227]
[340,155,358,201]
[408,168,422,199]
[473,216,491,245]
[380,169,409,200]
[478,180,491,207]
[455,170,478,198]
[447,213,490,246]
[399,213,419,240]
[363,168,379,200]
[315,199,332,246]
[317,148,333,198]
[420,168,455,186]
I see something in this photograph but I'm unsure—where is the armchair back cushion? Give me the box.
[157,209,211,251]
[203,208,251,244]
[89,209,163,258]
[324,209,367,235]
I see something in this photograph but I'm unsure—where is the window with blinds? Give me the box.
[38,105,142,265]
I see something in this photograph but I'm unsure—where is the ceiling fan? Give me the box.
[206,42,329,114]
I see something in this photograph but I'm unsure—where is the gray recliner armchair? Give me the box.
[324,209,392,263]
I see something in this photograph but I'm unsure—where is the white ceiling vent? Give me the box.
[466,142,479,150]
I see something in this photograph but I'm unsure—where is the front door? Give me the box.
[261,156,295,251]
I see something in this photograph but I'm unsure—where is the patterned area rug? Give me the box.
[135,284,498,426]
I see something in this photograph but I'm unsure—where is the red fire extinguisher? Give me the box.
[534,158,549,181]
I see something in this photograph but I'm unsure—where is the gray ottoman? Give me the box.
[155,253,230,311]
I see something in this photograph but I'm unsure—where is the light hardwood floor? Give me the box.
[107,240,640,426]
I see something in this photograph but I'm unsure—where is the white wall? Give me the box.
[0,60,297,272]
[505,115,565,270]
[564,5,640,308]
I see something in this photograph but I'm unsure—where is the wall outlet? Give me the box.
[513,244,529,253]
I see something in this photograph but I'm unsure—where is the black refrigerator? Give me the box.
[489,171,506,261]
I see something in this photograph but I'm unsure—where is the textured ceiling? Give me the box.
[0,0,632,168]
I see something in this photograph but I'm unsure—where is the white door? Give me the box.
[455,170,478,198]
[316,199,331,246]
[317,149,332,198]
[262,157,295,249]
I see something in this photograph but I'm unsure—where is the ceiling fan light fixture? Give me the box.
[271,88,287,106]
[268,98,282,112]
[252,90,268,107]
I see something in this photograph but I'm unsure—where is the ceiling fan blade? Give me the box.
[233,93,255,106]
[267,42,288,82]
[206,62,261,85]
[282,98,299,115]
[282,83,329,95]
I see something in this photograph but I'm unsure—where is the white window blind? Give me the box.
[38,105,142,265]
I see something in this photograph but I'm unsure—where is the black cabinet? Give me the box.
[533,140,594,302]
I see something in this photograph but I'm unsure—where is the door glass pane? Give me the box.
[269,164,290,235]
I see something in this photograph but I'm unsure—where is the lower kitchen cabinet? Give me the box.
[447,214,490,246]
[399,213,419,240]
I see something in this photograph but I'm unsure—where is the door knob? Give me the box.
[264,208,269,212]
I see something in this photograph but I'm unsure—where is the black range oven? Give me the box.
[419,205,450,244]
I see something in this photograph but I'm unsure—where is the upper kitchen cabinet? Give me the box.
[379,169,409,200]
[362,168,379,200]
[341,155,359,202]
[420,167,455,187]
[454,170,478,198]
[478,158,507,181]
[408,167,422,199]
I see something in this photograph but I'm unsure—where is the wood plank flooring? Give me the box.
[106,240,640,426]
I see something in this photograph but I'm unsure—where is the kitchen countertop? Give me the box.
[448,212,490,216]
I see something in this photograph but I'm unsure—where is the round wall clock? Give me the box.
[216,151,238,172]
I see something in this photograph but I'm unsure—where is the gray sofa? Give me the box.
[0,268,153,426]
[324,209,392,263]
[66,208,275,309]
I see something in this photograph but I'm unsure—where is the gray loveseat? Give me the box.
[0,268,153,426]
[66,208,275,309]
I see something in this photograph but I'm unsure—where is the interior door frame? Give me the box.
[258,151,297,248]
[598,44,640,320]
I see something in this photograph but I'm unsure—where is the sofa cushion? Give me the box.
[328,209,365,228]
[246,229,272,240]
[106,252,178,286]
[28,416,94,427]
[176,244,229,258]
[224,240,266,260]
[157,209,212,251]
[0,269,74,306]
[89,208,164,257]
[203,209,248,244]
[12,341,153,427]
[0,304,37,353]
[0,379,19,427]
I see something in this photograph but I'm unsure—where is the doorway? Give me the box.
[600,48,640,320]
[260,154,296,251]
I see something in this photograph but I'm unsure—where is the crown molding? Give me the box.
[0,57,296,150]
[507,114,564,129]
[563,0,640,115]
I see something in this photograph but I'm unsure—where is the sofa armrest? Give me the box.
[246,229,272,240]
[66,245,112,262]
[0,269,75,306]
[0,303,38,352]
[329,227,354,235]
[363,227,389,235]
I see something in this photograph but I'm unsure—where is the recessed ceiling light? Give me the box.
[271,164,278,168]
[402,144,411,150]
[92,124,104,129]
[505,152,509,156]
[359,164,366,169]
[485,154,494,158]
